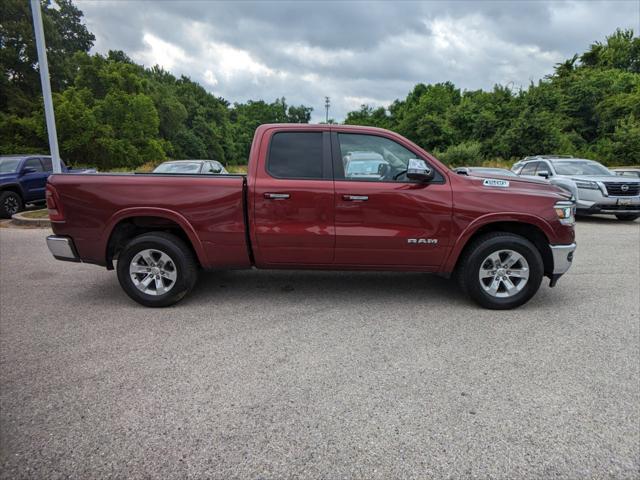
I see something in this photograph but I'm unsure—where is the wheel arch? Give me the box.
[103,208,207,270]
[0,183,25,198]
[445,217,554,277]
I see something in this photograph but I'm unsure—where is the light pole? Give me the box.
[324,96,330,123]
[30,0,62,174]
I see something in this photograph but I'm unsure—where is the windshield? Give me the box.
[553,161,612,176]
[153,162,202,174]
[0,158,21,173]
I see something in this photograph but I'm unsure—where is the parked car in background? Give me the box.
[0,155,95,218]
[512,156,640,221]
[343,151,390,180]
[612,168,640,179]
[46,124,576,310]
[153,160,228,175]
[455,167,519,178]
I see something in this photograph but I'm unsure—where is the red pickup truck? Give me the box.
[46,124,576,309]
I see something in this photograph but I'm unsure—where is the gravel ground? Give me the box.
[0,217,638,479]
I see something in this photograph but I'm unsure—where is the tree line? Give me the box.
[1,0,312,169]
[346,29,639,166]
[1,0,638,169]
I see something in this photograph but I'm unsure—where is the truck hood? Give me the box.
[0,172,19,183]
[465,174,572,200]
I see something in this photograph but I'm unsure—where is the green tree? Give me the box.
[0,0,94,114]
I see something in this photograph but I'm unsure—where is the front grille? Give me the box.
[603,182,640,196]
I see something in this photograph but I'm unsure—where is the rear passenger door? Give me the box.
[252,130,335,266]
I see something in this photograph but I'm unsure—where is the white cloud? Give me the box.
[76,0,639,122]
[134,33,188,71]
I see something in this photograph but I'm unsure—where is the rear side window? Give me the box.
[268,132,323,179]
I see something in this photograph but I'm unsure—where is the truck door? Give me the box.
[20,158,48,202]
[252,130,335,265]
[332,131,452,268]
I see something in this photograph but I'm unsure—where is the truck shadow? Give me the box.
[187,269,463,307]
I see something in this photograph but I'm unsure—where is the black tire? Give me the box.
[615,214,639,221]
[116,232,198,307]
[0,191,24,219]
[456,232,544,310]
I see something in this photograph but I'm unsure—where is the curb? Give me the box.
[11,210,51,228]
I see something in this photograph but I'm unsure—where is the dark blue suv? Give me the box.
[0,155,94,218]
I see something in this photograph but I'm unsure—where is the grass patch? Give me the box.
[227,164,248,174]
[21,209,49,219]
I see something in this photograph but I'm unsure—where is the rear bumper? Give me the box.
[46,235,80,262]
[549,243,576,287]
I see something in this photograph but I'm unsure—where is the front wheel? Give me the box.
[0,191,24,218]
[457,232,544,309]
[116,232,198,307]
[615,214,639,221]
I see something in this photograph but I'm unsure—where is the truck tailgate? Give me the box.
[48,174,251,269]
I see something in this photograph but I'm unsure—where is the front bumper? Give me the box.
[576,189,639,214]
[548,243,576,287]
[577,203,640,215]
[46,235,80,262]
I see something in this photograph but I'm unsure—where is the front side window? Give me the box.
[337,133,428,182]
[519,162,538,176]
[537,161,552,175]
[24,158,44,172]
[267,132,323,179]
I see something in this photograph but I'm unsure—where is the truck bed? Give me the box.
[48,173,251,269]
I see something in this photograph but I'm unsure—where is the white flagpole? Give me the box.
[30,0,62,174]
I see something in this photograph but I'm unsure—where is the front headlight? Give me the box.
[554,201,575,225]
[574,180,599,190]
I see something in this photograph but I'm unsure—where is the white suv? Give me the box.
[512,156,640,221]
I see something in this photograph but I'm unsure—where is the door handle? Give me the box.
[343,194,368,201]
[264,193,290,200]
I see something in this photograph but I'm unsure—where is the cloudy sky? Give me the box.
[76,0,639,122]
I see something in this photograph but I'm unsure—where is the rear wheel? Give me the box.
[116,232,198,307]
[0,191,24,218]
[615,214,639,221]
[457,232,544,309]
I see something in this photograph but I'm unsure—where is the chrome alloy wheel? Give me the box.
[478,249,529,298]
[129,249,178,296]
[4,196,19,215]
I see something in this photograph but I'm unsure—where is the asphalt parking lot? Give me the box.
[0,217,638,479]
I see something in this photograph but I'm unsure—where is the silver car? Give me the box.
[512,156,639,221]
[343,151,390,180]
[153,160,228,175]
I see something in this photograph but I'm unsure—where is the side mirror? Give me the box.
[537,170,550,179]
[406,158,434,182]
[21,166,37,175]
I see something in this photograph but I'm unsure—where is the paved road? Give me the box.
[1,218,638,479]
